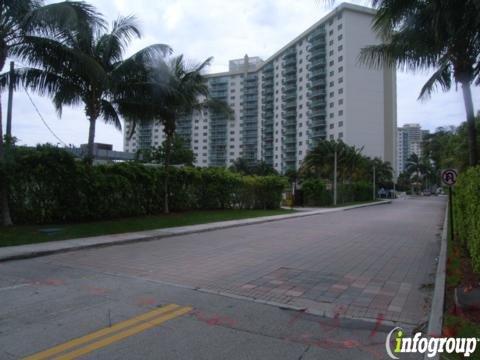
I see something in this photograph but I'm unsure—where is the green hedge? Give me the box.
[8,146,288,224]
[454,166,480,271]
[302,179,371,206]
[302,179,331,206]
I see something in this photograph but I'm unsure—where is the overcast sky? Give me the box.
[2,0,479,150]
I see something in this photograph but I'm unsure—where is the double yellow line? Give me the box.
[24,304,192,360]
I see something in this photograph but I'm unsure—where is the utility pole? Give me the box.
[333,149,337,206]
[6,61,14,138]
[372,165,376,200]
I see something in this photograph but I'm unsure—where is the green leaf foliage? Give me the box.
[8,146,288,224]
[454,166,480,272]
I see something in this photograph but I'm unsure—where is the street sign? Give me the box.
[441,169,458,186]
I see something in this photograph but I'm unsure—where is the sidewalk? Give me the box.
[0,200,391,262]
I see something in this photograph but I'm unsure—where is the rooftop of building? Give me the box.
[205,2,376,79]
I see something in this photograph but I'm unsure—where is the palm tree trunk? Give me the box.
[163,133,172,214]
[461,81,478,166]
[0,94,13,226]
[87,116,97,161]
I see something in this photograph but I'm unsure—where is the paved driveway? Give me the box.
[39,197,445,326]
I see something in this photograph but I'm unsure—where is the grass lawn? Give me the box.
[0,209,294,248]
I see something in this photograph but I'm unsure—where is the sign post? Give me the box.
[441,169,458,239]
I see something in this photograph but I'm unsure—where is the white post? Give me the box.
[333,149,337,206]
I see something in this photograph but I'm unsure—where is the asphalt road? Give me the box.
[0,197,445,359]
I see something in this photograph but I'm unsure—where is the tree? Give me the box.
[360,0,480,166]
[124,55,232,213]
[136,135,195,166]
[0,0,103,226]
[230,158,278,176]
[405,153,426,193]
[7,10,170,160]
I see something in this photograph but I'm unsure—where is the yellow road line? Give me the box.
[23,304,180,360]
[54,306,192,360]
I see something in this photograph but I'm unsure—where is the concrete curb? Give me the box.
[0,200,391,263]
[424,199,448,359]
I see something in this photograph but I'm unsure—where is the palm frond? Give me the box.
[95,15,141,64]
[418,61,452,100]
[100,100,121,130]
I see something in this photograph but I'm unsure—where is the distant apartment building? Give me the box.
[124,3,397,174]
[396,123,427,176]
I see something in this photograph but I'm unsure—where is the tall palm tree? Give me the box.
[0,0,102,226]
[123,55,232,213]
[405,153,425,193]
[8,13,170,160]
[360,0,480,166]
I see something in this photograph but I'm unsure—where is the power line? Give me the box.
[23,86,68,147]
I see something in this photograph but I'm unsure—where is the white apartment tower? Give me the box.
[124,3,397,174]
[396,123,425,176]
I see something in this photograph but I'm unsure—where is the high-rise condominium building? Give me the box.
[396,123,425,176]
[124,3,397,174]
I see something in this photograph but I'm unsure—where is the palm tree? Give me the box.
[0,0,102,226]
[405,153,425,193]
[123,55,232,213]
[360,0,480,166]
[8,13,170,160]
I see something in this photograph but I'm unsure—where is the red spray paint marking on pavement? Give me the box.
[191,310,237,327]
[85,286,109,296]
[135,296,156,307]
[32,278,65,286]
[369,313,384,338]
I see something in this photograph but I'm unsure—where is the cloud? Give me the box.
[2,0,479,150]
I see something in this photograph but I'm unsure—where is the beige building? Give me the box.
[124,3,397,174]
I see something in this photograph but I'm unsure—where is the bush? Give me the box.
[302,179,371,206]
[302,179,331,206]
[8,146,287,224]
[454,166,480,272]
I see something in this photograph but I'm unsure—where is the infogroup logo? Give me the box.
[385,327,479,359]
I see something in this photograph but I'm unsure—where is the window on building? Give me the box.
[329,60,334,66]
[330,123,334,129]
[338,55,343,62]
[338,132,343,138]
[338,24,343,30]
[338,77,343,83]
[329,102,334,108]
[338,45,343,51]
[338,121,343,127]
[329,40,333,46]
[329,91,334,98]
[329,50,334,56]
[329,30,333,36]
[338,34,343,41]
[338,88,344,94]
[330,81,334,87]
[338,66,343,72]
[329,134,334,140]
[338,110,343,116]
[329,113,334,118]
[329,71,334,76]
[338,99,343,105]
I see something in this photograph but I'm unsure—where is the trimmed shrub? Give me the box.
[454,166,480,272]
[302,179,331,206]
[8,146,287,224]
